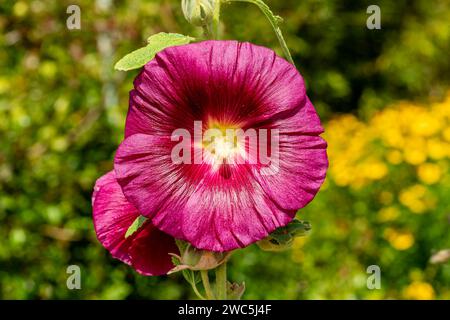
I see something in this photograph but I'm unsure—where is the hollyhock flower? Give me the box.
[92,171,178,275]
[112,40,328,252]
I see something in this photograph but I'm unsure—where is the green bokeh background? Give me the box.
[0,0,449,299]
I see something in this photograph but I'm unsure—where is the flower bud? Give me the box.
[227,281,246,300]
[181,0,217,27]
[257,220,311,252]
[169,243,231,273]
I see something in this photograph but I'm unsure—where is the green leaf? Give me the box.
[145,32,195,45]
[285,219,311,237]
[114,33,195,71]
[271,219,311,242]
[257,220,311,251]
[125,215,147,238]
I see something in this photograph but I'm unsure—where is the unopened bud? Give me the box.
[181,0,217,26]
[227,281,246,300]
[169,243,231,273]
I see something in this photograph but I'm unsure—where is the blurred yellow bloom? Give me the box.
[332,171,351,187]
[403,139,427,165]
[403,282,435,300]
[382,129,405,149]
[39,61,58,79]
[417,163,442,185]
[377,206,400,222]
[13,1,28,18]
[384,228,414,250]
[443,127,450,142]
[51,137,69,152]
[433,98,450,120]
[362,161,388,180]
[400,184,426,200]
[408,113,442,137]
[325,91,450,192]
[427,139,449,160]
[386,150,403,165]
[399,185,429,214]
[404,150,427,165]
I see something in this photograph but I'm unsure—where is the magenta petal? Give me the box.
[114,134,296,252]
[114,134,178,219]
[271,97,325,135]
[253,135,328,211]
[92,171,177,275]
[125,41,306,138]
[170,185,296,252]
[92,171,138,264]
[129,224,179,276]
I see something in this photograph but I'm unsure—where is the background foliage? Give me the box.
[0,0,449,299]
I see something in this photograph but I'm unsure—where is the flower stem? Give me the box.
[203,1,221,40]
[201,270,216,300]
[190,279,207,300]
[224,0,295,66]
[212,0,222,39]
[202,25,213,39]
[215,262,227,300]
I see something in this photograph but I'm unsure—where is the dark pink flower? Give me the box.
[112,40,328,252]
[92,171,178,275]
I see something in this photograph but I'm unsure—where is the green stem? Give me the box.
[202,24,213,39]
[215,262,227,300]
[224,0,295,66]
[212,0,222,39]
[190,280,207,300]
[201,270,216,300]
[203,1,221,40]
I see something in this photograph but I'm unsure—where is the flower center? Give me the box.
[206,134,236,159]
[203,121,242,167]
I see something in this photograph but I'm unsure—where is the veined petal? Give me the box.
[114,134,297,252]
[252,135,328,211]
[128,223,180,276]
[125,41,306,138]
[92,171,137,264]
[92,171,178,275]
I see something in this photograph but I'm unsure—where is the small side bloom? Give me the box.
[92,171,178,276]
